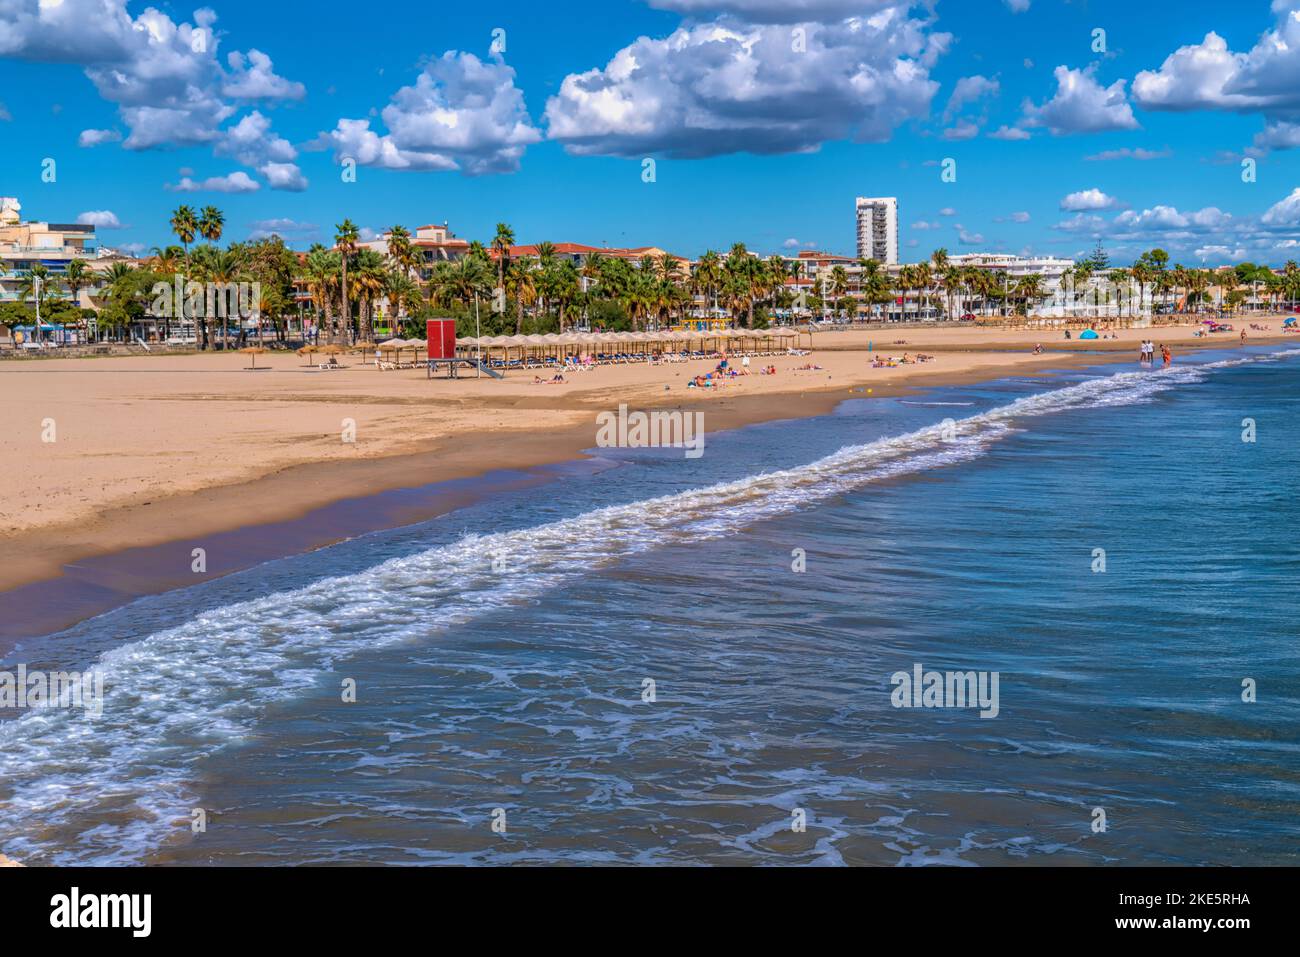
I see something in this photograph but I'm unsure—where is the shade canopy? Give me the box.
[454,328,799,346]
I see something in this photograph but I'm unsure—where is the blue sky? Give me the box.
[3,0,1300,266]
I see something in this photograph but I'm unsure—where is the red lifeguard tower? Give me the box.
[425,319,501,378]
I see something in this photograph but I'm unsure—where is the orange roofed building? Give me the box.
[490,242,692,272]
[362,221,471,281]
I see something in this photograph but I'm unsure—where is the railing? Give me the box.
[0,246,89,254]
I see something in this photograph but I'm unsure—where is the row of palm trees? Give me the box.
[90,210,1300,347]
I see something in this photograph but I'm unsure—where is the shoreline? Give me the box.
[2,329,1293,646]
[0,353,1091,595]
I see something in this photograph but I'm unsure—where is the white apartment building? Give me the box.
[775,249,1145,321]
[0,197,101,307]
[361,221,471,282]
[947,253,1074,287]
[949,253,1148,319]
[855,197,899,265]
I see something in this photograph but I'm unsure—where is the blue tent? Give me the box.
[1078,328,1100,340]
[1285,317,1297,327]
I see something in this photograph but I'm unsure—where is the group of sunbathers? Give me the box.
[871,353,934,368]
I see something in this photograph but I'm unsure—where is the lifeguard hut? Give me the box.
[424,318,502,378]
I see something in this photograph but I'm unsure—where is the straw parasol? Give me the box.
[296,343,320,367]
[240,345,268,370]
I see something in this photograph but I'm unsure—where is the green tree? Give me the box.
[334,219,360,344]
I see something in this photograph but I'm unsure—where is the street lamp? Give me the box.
[34,274,41,345]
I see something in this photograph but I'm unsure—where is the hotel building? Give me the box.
[855,197,899,265]
[0,197,102,308]
[362,222,471,281]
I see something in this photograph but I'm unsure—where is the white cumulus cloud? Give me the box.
[1060,188,1122,211]
[944,74,999,122]
[166,171,261,193]
[1022,65,1138,135]
[76,210,123,229]
[1261,187,1300,226]
[313,52,540,175]
[543,11,951,158]
[77,128,121,147]
[0,1,306,189]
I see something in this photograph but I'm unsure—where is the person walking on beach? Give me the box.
[1162,344,1172,367]
[1138,341,1147,364]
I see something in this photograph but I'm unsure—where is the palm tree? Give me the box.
[199,206,225,245]
[693,250,723,319]
[492,223,515,306]
[1108,268,1132,319]
[914,263,933,319]
[857,258,890,319]
[387,225,416,280]
[931,248,950,314]
[352,248,387,342]
[940,265,964,320]
[1072,263,1093,319]
[547,259,581,332]
[1218,269,1238,315]
[830,265,849,317]
[192,245,245,349]
[64,259,88,307]
[383,270,419,335]
[896,265,918,320]
[18,265,62,337]
[507,258,537,332]
[1014,274,1045,316]
[334,219,360,344]
[429,256,490,312]
[303,245,340,342]
[1129,261,1151,318]
[1282,260,1300,309]
[725,243,757,327]
[169,205,200,345]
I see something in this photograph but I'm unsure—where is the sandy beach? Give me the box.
[2,319,1293,599]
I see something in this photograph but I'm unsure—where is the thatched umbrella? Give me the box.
[240,346,268,370]
[296,344,320,367]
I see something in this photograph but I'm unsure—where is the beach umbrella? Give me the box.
[352,339,379,364]
[296,344,319,367]
[239,345,267,369]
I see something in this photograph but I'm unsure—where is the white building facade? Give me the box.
[0,197,101,308]
[855,197,899,265]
